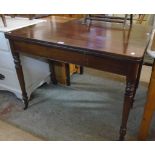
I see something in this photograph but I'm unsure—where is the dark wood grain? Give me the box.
[6,19,151,60]
[5,16,152,140]
[9,43,29,110]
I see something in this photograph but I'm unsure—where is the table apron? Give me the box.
[11,40,140,76]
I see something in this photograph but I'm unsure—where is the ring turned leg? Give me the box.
[119,63,139,140]
[131,60,143,108]
[12,52,29,110]
[119,80,136,140]
[135,60,143,90]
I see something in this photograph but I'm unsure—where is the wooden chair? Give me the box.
[83,14,133,27]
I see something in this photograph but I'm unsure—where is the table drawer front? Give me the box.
[0,32,10,51]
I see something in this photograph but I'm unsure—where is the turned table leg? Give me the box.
[135,60,143,90]
[119,64,138,140]
[12,52,29,110]
[131,60,143,108]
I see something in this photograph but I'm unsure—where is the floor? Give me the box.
[0,119,41,140]
[0,65,152,140]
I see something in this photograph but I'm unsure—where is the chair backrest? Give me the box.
[83,14,133,27]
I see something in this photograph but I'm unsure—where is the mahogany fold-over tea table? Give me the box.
[5,19,151,140]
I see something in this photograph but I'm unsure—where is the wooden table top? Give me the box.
[6,17,152,61]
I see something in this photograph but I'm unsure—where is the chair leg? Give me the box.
[130,14,133,26]
[123,14,128,27]
[138,15,145,24]
[130,61,143,109]
[29,14,34,20]
[83,15,88,24]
